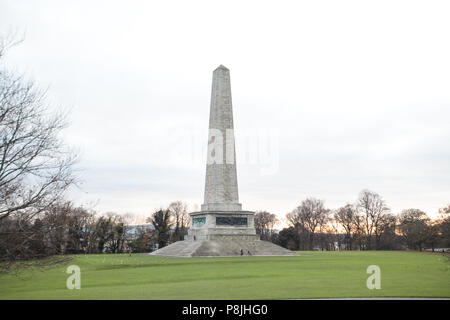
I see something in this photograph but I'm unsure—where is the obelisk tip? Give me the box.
[215,64,229,71]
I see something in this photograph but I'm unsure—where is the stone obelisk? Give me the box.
[150,65,295,257]
[202,65,241,212]
[186,65,257,241]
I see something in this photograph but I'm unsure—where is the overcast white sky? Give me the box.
[1,0,449,223]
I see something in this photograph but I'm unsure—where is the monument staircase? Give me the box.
[151,239,295,257]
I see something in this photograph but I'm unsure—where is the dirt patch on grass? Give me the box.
[1,256,73,275]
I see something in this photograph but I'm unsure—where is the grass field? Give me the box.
[0,251,449,299]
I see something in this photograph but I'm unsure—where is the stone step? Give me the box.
[149,241,202,257]
[150,239,296,257]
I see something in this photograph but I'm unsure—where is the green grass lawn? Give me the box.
[0,251,449,299]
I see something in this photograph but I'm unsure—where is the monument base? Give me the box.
[149,209,296,257]
[149,239,296,257]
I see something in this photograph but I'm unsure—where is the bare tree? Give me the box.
[376,213,397,249]
[0,35,76,269]
[90,213,127,254]
[357,189,390,250]
[0,36,76,223]
[168,201,189,241]
[287,198,330,250]
[35,201,96,254]
[104,213,126,253]
[334,204,356,250]
[398,209,430,251]
[254,211,279,241]
[351,212,366,250]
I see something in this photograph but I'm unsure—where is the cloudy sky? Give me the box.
[1,0,449,223]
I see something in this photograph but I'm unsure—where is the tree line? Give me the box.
[0,200,191,270]
[255,190,450,252]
